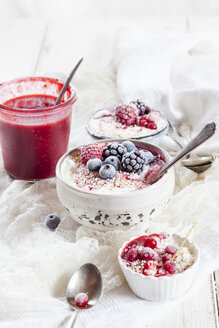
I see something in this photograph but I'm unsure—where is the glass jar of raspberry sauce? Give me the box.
[0,77,77,180]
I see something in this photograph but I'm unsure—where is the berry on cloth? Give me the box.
[80,143,103,164]
[99,164,116,179]
[102,142,127,161]
[75,293,89,308]
[122,140,137,153]
[138,115,157,130]
[45,214,60,230]
[104,156,120,171]
[121,150,145,174]
[115,104,137,126]
[87,158,102,171]
[130,99,151,116]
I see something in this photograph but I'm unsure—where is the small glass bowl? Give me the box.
[86,106,169,145]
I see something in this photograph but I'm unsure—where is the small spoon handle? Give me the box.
[150,122,216,184]
[67,309,79,328]
[55,57,83,106]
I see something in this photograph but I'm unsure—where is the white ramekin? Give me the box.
[118,234,200,301]
[56,139,175,231]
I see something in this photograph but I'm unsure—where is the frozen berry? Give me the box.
[138,246,155,261]
[140,150,154,165]
[164,261,176,274]
[144,237,157,249]
[75,293,89,308]
[131,99,151,116]
[121,141,137,153]
[165,245,177,255]
[87,158,102,171]
[115,104,137,126]
[99,164,116,179]
[121,150,145,174]
[127,249,138,262]
[162,253,172,263]
[139,115,157,130]
[45,214,60,230]
[143,261,157,276]
[80,143,103,164]
[102,142,126,161]
[104,156,120,171]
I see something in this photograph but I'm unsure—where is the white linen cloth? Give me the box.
[1,63,219,327]
[115,27,219,155]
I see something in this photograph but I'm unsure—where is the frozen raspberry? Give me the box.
[75,292,89,308]
[164,261,176,274]
[144,237,157,249]
[127,249,138,262]
[139,115,157,130]
[115,104,137,126]
[165,245,177,255]
[80,143,103,164]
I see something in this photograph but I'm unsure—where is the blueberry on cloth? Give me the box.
[140,150,154,165]
[99,164,116,179]
[104,156,120,171]
[87,158,102,171]
[122,141,137,153]
[45,214,60,230]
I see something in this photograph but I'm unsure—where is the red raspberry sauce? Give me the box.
[1,95,71,180]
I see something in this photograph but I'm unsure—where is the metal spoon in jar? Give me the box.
[55,56,83,106]
[66,263,102,328]
[149,122,216,184]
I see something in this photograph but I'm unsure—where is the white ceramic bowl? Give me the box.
[56,139,175,231]
[118,234,200,301]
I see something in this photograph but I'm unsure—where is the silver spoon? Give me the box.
[166,119,214,173]
[55,57,83,106]
[66,263,102,327]
[149,122,216,184]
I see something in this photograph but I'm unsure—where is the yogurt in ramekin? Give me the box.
[118,233,199,301]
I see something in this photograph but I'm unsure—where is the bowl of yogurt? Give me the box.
[86,100,168,144]
[56,139,175,231]
[118,233,199,301]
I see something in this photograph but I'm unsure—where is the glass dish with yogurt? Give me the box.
[56,139,175,230]
[86,100,168,142]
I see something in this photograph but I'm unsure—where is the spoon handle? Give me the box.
[55,56,83,106]
[67,309,79,328]
[150,122,216,184]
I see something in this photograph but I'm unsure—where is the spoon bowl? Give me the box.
[66,263,102,309]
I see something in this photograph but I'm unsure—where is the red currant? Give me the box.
[164,261,176,274]
[144,237,157,249]
[162,253,172,263]
[138,246,155,261]
[75,292,89,308]
[127,249,138,262]
[165,245,177,255]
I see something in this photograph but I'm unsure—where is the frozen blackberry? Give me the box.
[102,142,127,161]
[121,150,145,174]
[131,99,151,116]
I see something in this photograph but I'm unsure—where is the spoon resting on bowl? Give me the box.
[149,122,216,185]
[66,263,102,327]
